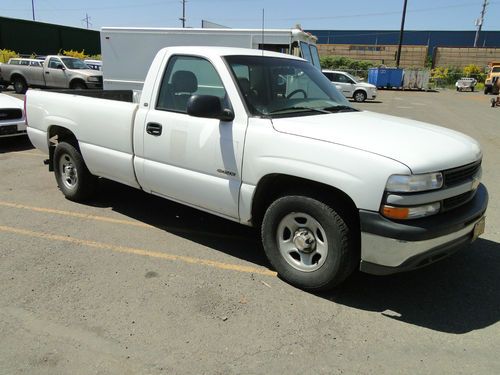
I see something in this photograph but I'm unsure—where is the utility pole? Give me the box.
[31,0,35,21]
[179,0,186,28]
[82,13,92,29]
[474,0,488,47]
[396,0,408,67]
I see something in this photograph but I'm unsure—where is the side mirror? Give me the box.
[56,64,65,70]
[187,95,234,122]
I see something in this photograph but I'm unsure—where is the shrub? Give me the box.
[0,49,19,63]
[62,49,88,59]
[320,56,375,79]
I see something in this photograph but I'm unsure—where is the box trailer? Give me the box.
[101,27,320,90]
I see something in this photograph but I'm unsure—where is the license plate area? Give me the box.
[472,217,486,241]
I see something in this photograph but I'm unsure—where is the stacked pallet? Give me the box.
[317,44,428,68]
[434,47,500,68]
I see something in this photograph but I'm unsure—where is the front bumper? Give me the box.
[359,183,488,275]
[86,82,103,89]
[0,120,27,138]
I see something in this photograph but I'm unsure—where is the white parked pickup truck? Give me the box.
[25,47,488,290]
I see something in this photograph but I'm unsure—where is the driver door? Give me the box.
[140,54,247,219]
[333,73,354,97]
[44,57,68,88]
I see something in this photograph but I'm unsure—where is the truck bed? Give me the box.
[49,89,136,103]
[26,89,140,188]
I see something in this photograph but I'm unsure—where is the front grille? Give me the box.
[0,108,23,121]
[442,190,476,212]
[443,161,481,187]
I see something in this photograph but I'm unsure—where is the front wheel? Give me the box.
[353,90,367,102]
[261,196,357,291]
[53,142,97,201]
[71,81,87,90]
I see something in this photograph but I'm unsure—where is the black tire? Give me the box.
[71,81,87,90]
[484,86,491,95]
[353,90,367,102]
[53,142,97,201]
[261,195,357,291]
[471,86,474,92]
[13,76,28,94]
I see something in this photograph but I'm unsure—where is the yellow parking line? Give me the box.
[0,225,276,277]
[0,200,150,228]
[0,200,248,240]
[7,152,42,158]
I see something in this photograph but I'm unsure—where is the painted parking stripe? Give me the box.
[0,200,246,240]
[0,225,276,277]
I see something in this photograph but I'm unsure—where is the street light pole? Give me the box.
[31,0,36,21]
[396,0,408,67]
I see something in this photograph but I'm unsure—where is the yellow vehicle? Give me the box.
[484,61,500,95]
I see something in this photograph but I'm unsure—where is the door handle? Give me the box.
[146,122,162,136]
[45,72,50,74]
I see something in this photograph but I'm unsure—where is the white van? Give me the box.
[322,70,377,102]
[101,27,320,90]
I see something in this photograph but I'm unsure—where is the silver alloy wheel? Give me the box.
[276,212,328,272]
[354,91,366,102]
[59,153,78,190]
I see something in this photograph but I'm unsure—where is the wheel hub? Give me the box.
[293,229,316,253]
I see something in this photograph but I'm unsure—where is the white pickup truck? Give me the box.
[25,46,488,290]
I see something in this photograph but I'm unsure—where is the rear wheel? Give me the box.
[13,77,28,94]
[53,142,97,201]
[353,90,367,102]
[261,195,357,291]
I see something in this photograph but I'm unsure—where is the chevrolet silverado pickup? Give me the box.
[2,56,102,94]
[25,47,488,290]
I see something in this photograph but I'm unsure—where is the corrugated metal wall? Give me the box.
[0,16,100,55]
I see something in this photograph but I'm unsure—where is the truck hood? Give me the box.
[271,111,482,173]
[73,69,102,77]
[0,93,23,109]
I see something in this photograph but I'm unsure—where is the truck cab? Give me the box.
[484,61,500,95]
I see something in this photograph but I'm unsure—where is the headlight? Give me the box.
[381,202,440,220]
[386,173,443,193]
[87,76,100,82]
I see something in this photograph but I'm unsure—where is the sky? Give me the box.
[1,0,499,31]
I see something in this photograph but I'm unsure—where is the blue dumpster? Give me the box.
[368,68,404,88]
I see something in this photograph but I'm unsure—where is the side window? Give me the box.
[300,41,312,64]
[48,58,61,69]
[30,61,41,67]
[323,72,334,81]
[336,74,349,83]
[157,55,227,113]
[20,60,29,66]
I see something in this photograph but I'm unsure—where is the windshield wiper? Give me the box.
[322,105,358,113]
[268,106,331,115]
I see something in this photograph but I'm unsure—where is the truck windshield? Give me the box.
[492,67,500,73]
[225,55,353,118]
[61,58,89,70]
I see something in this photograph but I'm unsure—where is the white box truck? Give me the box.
[101,27,320,90]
